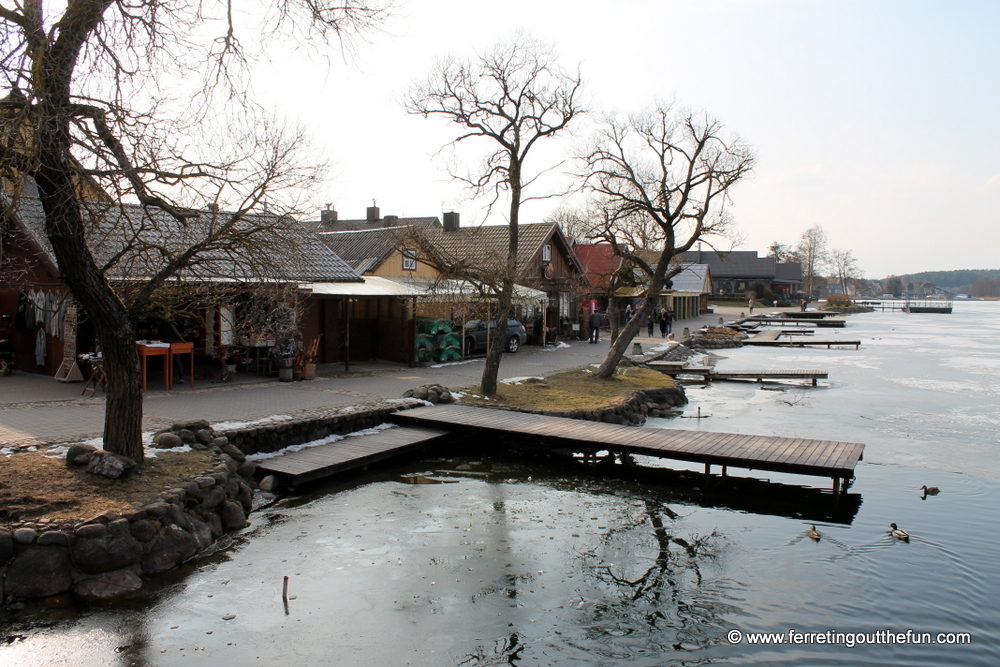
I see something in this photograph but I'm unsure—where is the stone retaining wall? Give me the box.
[0,402,422,605]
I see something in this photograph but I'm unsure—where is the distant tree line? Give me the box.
[882,269,1000,295]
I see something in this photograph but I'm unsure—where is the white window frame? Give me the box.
[402,249,417,271]
[542,244,552,262]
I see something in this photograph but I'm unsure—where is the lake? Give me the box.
[2,302,999,666]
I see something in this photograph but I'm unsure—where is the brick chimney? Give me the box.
[443,211,460,232]
[384,215,399,227]
[366,202,380,222]
[320,204,337,227]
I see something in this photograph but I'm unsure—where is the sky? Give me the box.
[247,0,1000,278]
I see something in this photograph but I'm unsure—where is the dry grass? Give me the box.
[459,366,676,412]
[0,448,216,525]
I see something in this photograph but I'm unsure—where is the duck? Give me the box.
[888,523,909,540]
[920,485,940,496]
[808,525,821,541]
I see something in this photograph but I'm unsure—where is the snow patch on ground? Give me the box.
[212,414,295,431]
[246,422,396,462]
[500,376,543,385]
[430,359,480,368]
[540,341,573,351]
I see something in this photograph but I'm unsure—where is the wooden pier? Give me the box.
[742,315,846,328]
[647,360,829,386]
[743,329,860,348]
[255,425,450,485]
[392,404,863,491]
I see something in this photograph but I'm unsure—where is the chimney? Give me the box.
[320,204,337,227]
[367,200,380,222]
[383,215,399,227]
[443,211,460,232]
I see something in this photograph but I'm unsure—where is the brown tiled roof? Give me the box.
[7,194,362,283]
[317,226,417,274]
[414,222,584,280]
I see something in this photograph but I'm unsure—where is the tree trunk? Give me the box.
[480,277,514,396]
[593,294,658,378]
[34,80,146,461]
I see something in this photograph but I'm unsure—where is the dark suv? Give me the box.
[462,319,528,355]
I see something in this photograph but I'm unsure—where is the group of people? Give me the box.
[623,304,675,338]
[588,304,675,344]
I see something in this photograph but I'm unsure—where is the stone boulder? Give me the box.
[73,569,143,601]
[72,534,143,574]
[87,451,136,479]
[4,546,73,599]
[0,529,12,564]
[152,432,183,449]
[66,444,98,466]
[219,501,248,531]
[141,525,198,576]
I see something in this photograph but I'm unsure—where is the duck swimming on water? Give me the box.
[920,485,940,497]
[888,523,909,540]
[808,525,821,541]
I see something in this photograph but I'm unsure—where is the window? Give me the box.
[542,244,552,262]
[402,249,417,271]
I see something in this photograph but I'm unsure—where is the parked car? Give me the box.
[462,319,528,355]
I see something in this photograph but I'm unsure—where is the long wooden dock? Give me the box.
[743,316,846,328]
[255,425,450,485]
[392,404,863,490]
[647,360,829,386]
[743,329,860,348]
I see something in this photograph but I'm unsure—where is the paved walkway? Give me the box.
[0,309,742,447]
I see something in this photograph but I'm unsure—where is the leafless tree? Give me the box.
[796,225,828,297]
[828,248,862,296]
[405,34,583,395]
[766,241,796,263]
[581,103,754,378]
[0,2,389,461]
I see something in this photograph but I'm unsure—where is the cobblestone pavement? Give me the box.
[0,310,731,447]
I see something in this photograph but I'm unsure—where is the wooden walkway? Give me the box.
[647,360,828,385]
[255,425,450,485]
[744,330,860,348]
[392,404,863,490]
[742,316,846,328]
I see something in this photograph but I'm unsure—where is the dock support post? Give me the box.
[705,463,711,475]
[721,465,727,477]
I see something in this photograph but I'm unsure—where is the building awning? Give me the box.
[300,276,548,304]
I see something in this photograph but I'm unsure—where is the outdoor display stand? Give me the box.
[53,303,84,383]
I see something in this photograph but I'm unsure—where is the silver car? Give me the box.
[462,319,528,354]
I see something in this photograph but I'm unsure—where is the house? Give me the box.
[409,219,590,342]
[676,249,801,298]
[0,186,363,377]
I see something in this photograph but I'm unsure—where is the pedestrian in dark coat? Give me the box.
[658,308,668,338]
[589,310,602,343]
[665,308,674,334]
[647,312,655,337]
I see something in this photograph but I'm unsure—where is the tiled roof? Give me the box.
[312,216,441,232]
[414,222,583,280]
[8,195,362,283]
[317,226,416,274]
[677,250,782,279]
[573,243,621,291]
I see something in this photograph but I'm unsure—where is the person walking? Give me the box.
[748,298,755,315]
[623,303,633,325]
[658,308,668,338]
[589,309,602,344]
[665,308,674,335]
[646,311,655,337]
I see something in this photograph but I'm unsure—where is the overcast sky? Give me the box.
[250,0,999,278]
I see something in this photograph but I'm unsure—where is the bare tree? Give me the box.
[581,103,754,378]
[0,2,388,461]
[766,241,796,263]
[828,248,862,296]
[405,34,583,395]
[796,225,828,297]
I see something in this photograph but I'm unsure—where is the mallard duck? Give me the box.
[920,485,940,496]
[888,523,909,540]
[808,525,821,541]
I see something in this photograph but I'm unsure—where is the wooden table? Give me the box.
[136,343,170,392]
[169,341,194,389]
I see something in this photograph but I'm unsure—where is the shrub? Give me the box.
[826,294,852,307]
